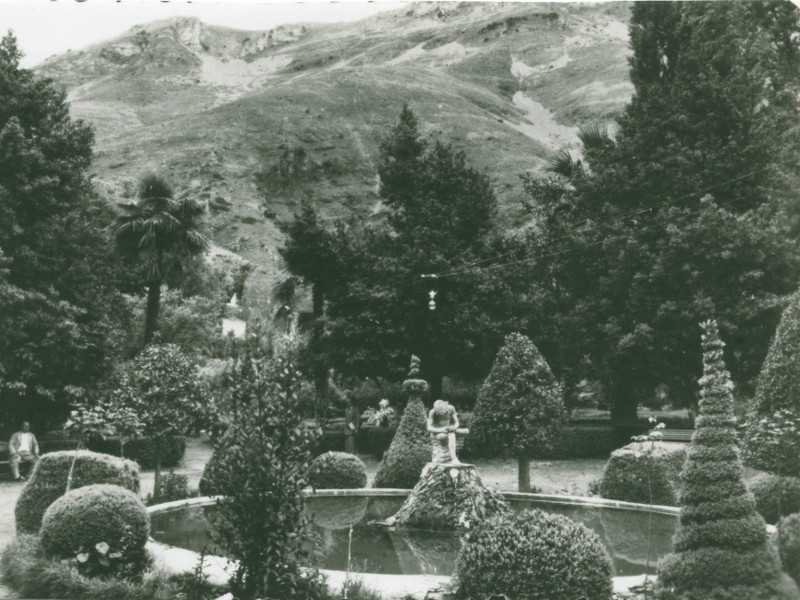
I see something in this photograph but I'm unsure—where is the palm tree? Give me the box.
[114,174,207,345]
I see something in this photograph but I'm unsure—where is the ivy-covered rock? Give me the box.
[656,321,798,600]
[15,451,140,534]
[307,452,367,489]
[600,441,686,505]
[456,508,613,600]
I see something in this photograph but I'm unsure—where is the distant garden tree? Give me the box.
[656,320,797,600]
[278,199,341,415]
[521,1,800,420]
[0,32,132,431]
[107,344,208,493]
[469,333,566,493]
[114,174,207,345]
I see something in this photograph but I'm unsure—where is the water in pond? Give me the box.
[150,496,677,577]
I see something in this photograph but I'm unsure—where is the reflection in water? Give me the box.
[150,496,677,577]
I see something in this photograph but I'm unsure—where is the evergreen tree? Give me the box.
[278,199,340,414]
[656,320,797,600]
[326,106,515,395]
[468,333,566,493]
[373,356,432,489]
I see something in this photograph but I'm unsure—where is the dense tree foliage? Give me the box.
[468,333,566,492]
[521,2,800,420]
[0,33,133,432]
[322,106,521,394]
[656,320,796,600]
[106,344,209,492]
[114,173,207,345]
[277,199,340,413]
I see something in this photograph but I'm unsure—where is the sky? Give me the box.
[0,0,407,67]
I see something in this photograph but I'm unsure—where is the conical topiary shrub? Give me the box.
[467,332,565,492]
[753,291,800,415]
[745,292,800,479]
[373,356,431,489]
[656,320,799,600]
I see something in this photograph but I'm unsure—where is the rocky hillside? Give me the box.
[37,2,633,298]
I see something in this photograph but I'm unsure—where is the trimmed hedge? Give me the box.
[40,484,150,568]
[307,452,367,489]
[750,473,800,524]
[0,534,200,600]
[149,471,192,506]
[198,427,232,496]
[373,397,431,489]
[779,513,800,585]
[87,436,186,470]
[456,508,613,600]
[600,441,686,505]
[656,321,790,599]
[15,451,140,534]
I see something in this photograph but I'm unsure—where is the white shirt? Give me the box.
[17,432,33,453]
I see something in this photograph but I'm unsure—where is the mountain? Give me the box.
[36,2,634,301]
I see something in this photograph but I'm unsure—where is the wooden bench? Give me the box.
[648,429,694,443]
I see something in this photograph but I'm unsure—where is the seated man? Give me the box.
[9,421,39,481]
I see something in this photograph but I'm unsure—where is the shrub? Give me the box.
[0,534,196,600]
[752,291,800,416]
[456,508,613,600]
[204,339,327,600]
[372,397,430,488]
[600,441,686,505]
[307,452,367,489]
[40,484,149,577]
[149,471,192,506]
[468,332,566,492]
[87,436,187,470]
[750,473,800,524]
[656,321,790,599]
[15,450,140,534]
[779,513,800,585]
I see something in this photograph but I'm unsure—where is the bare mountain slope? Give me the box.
[37,2,633,281]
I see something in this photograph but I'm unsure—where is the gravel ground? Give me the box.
[0,437,607,599]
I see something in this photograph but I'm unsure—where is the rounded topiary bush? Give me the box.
[600,441,686,505]
[750,474,800,524]
[456,509,614,600]
[40,484,150,567]
[307,452,367,489]
[15,451,140,534]
[778,513,800,585]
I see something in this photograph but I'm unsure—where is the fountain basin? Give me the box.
[148,490,678,579]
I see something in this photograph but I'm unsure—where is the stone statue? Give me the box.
[427,400,462,464]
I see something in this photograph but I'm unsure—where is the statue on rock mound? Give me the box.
[382,372,508,530]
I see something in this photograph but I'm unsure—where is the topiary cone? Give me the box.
[373,356,431,488]
[656,320,799,600]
